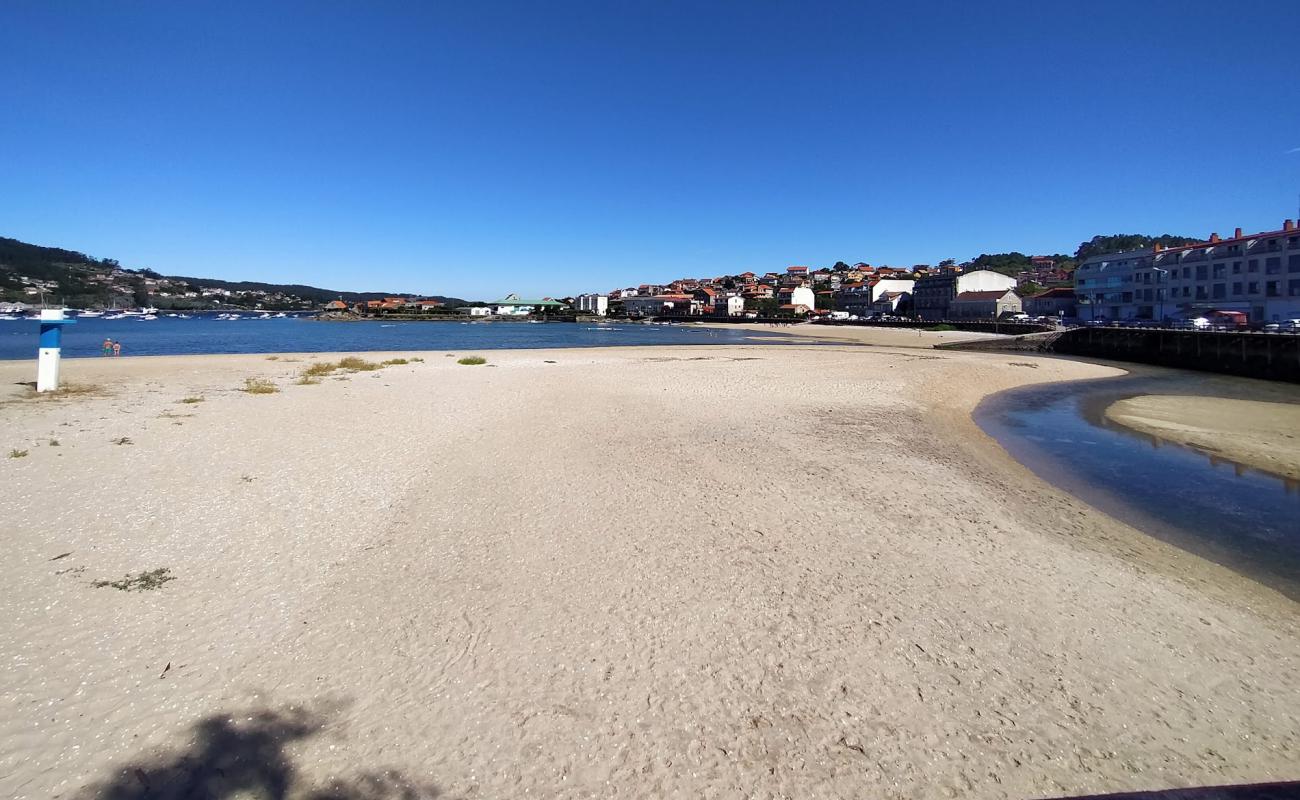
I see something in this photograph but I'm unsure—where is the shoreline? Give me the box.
[1105,394,1300,481]
[3,343,1296,798]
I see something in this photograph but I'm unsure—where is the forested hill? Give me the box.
[0,236,465,309]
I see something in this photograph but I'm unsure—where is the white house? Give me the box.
[870,279,915,302]
[457,306,492,317]
[717,295,745,317]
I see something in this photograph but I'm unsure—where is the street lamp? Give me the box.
[1151,267,1169,326]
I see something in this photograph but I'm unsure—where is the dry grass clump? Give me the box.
[457,356,487,366]
[242,378,280,395]
[179,396,204,404]
[9,448,28,458]
[338,356,381,371]
[381,358,409,366]
[301,362,338,378]
[409,357,425,363]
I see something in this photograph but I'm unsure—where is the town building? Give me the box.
[716,295,745,317]
[777,285,815,310]
[488,293,569,316]
[912,269,1017,320]
[574,294,609,316]
[949,289,1022,319]
[1075,219,1300,323]
[1024,287,1076,318]
[623,294,697,317]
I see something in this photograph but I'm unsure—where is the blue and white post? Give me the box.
[36,309,75,392]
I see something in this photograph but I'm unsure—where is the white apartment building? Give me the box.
[1076,219,1300,322]
[575,294,609,316]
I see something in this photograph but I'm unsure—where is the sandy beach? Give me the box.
[1105,395,1300,481]
[2,338,1297,799]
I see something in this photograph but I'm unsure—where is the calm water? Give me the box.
[0,315,786,359]
[976,367,1300,600]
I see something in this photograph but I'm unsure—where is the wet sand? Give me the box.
[1,345,1296,799]
[1106,394,1300,481]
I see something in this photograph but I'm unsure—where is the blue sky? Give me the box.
[2,1,1299,299]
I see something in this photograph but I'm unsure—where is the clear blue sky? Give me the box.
[3,1,1299,299]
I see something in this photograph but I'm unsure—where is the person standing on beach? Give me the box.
[112,341,122,357]
[102,338,113,356]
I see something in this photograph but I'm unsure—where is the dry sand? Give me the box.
[691,320,1000,348]
[1,343,1297,799]
[1105,394,1300,481]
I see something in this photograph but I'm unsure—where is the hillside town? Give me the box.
[333,217,1300,331]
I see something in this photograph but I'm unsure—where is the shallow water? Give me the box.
[975,366,1300,600]
[0,315,786,359]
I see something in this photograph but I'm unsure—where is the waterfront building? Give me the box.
[777,285,816,310]
[1024,287,1077,318]
[716,295,745,316]
[489,293,569,316]
[949,289,1022,319]
[623,294,697,316]
[912,269,1017,320]
[457,306,492,317]
[1075,219,1300,322]
[575,294,609,316]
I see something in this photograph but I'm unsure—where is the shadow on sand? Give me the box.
[77,702,440,800]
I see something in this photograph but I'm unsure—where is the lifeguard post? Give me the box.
[36,309,75,392]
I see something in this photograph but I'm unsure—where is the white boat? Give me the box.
[0,314,18,321]
[104,313,127,320]
[139,314,158,320]
[274,312,287,318]
[77,310,104,318]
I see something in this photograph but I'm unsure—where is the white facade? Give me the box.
[575,294,609,316]
[956,270,1017,294]
[457,306,492,317]
[719,295,745,316]
[870,279,915,302]
[786,286,815,309]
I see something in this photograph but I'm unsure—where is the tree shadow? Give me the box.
[78,702,441,800]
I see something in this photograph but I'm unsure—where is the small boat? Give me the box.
[77,310,105,318]
[104,313,127,320]
[274,312,287,318]
[0,314,18,321]
[139,314,158,320]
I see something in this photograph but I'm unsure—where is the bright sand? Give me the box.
[1,339,1297,799]
[1105,394,1300,481]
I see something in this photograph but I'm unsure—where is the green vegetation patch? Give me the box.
[93,567,176,592]
[924,324,956,332]
[381,358,409,366]
[9,448,28,458]
[179,396,204,404]
[242,378,280,395]
[457,356,487,366]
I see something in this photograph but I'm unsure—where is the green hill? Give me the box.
[0,236,465,310]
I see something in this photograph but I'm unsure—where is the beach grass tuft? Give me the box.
[457,356,488,366]
[113,437,133,445]
[294,375,321,385]
[301,362,338,378]
[409,357,424,363]
[9,448,28,458]
[49,439,60,447]
[242,378,280,395]
[92,567,175,592]
[338,356,381,371]
[381,358,409,366]
[179,396,204,404]
[265,355,279,361]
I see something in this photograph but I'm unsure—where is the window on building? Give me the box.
[1232,261,1242,274]
[1212,263,1225,278]
[1196,265,1208,280]
[1212,284,1226,299]
[1266,281,1281,297]
[1291,279,1300,297]
[1195,286,1208,300]
[1182,267,1190,278]
[1232,282,1243,295]
[1248,259,1259,273]
[1248,282,1259,294]
[1266,257,1282,274]
[1289,255,1300,272]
